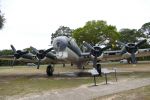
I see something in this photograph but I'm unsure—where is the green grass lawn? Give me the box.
[0,76,93,96]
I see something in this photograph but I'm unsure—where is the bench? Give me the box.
[101,68,117,84]
[89,68,117,85]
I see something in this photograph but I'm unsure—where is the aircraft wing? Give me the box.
[136,48,150,57]
[40,57,68,64]
[41,48,150,64]
[0,55,37,62]
[100,50,123,61]
[100,48,150,61]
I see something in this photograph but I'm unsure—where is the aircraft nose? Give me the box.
[53,38,67,51]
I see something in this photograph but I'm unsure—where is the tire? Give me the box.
[46,65,54,76]
[96,64,102,76]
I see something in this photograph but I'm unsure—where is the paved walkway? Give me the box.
[10,78,150,100]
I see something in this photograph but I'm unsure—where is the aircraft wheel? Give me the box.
[82,66,85,69]
[127,58,131,64]
[96,64,102,76]
[46,65,54,76]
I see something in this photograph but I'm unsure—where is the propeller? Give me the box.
[10,45,31,66]
[117,39,146,64]
[83,41,111,68]
[30,46,53,69]
[83,41,112,58]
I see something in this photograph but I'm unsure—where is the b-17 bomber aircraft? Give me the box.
[0,36,150,76]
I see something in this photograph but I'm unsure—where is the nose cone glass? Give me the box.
[53,36,68,51]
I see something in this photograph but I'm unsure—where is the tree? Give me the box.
[51,26,73,43]
[0,10,5,29]
[0,49,13,66]
[119,28,144,43]
[138,22,150,48]
[72,20,120,46]
[0,49,13,55]
[139,22,150,38]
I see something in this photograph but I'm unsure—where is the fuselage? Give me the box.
[51,36,90,67]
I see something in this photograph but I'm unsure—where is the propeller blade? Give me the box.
[10,45,17,53]
[136,39,146,47]
[83,41,94,50]
[44,47,53,54]
[30,46,39,54]
[11,57,16,67]
[116,40,126,46]
[37,59,41,69]
[121,46,127,54]
[96,39,106,46]
[130,53,137,64]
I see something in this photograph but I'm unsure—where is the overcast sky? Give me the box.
[0,0,150,50]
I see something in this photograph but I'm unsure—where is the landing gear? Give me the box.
[96,63,102,76]
[63,63,65,67]
[127,58,131,64]
[82,65,85,69]
[46,65,54,76]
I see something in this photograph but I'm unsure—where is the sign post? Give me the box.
[104,73,108,84]
[93,75,96,86]
[113,68,117,82]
